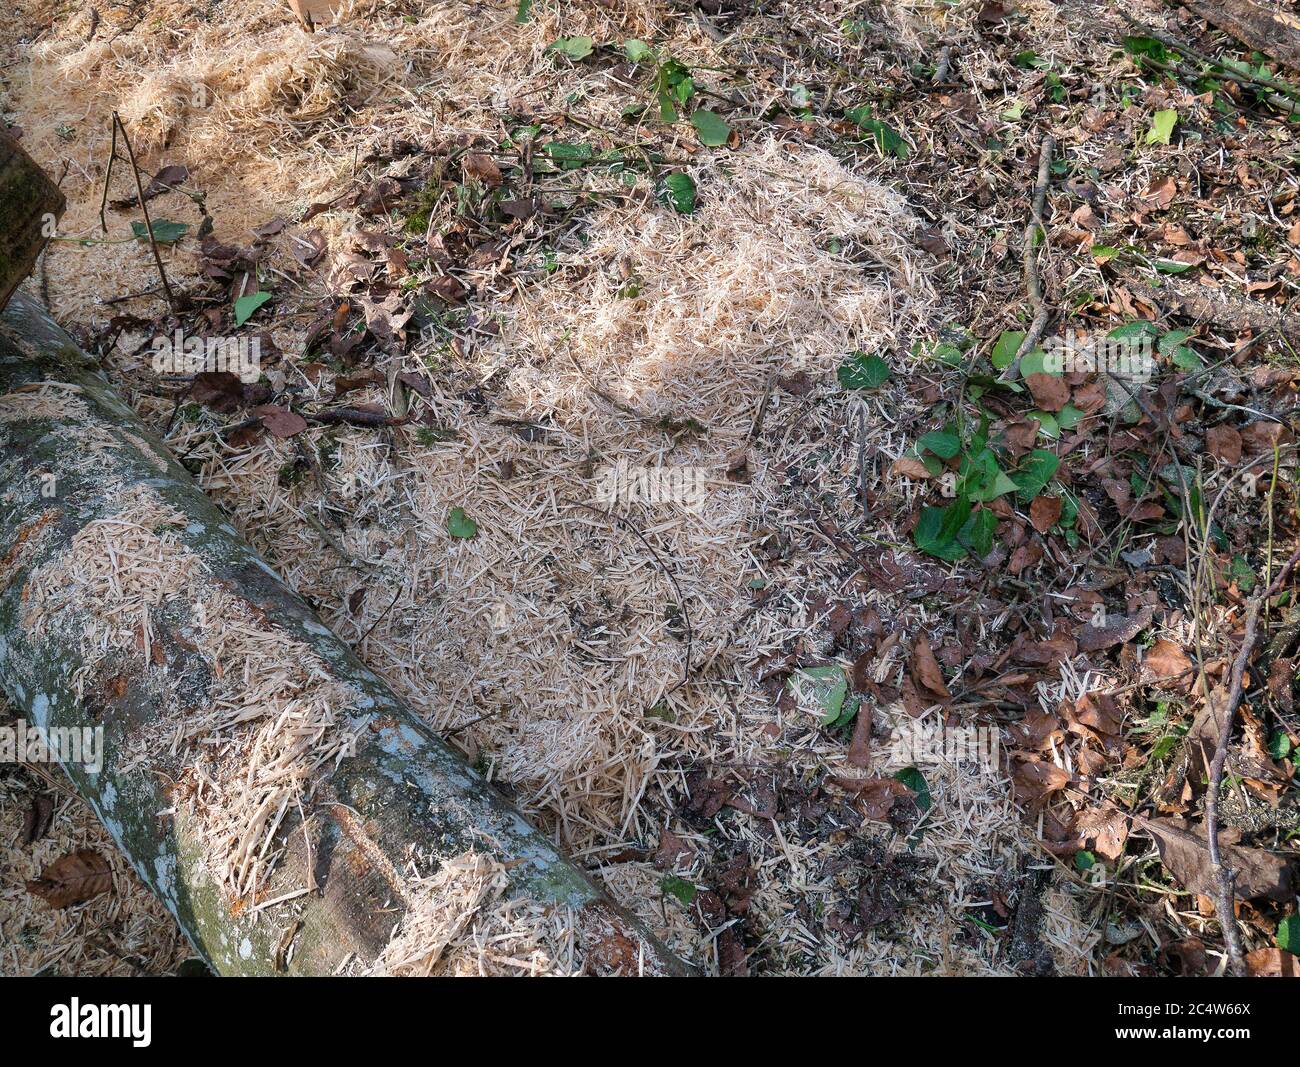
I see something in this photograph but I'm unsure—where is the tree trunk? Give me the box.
[0,291,691,976]
[0,131,65,310]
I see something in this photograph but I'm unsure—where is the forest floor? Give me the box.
[1,0,1298,976]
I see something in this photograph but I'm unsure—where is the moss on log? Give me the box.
[0,291,691,975]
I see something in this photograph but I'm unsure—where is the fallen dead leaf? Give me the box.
[911,635,951,700]
[1142,817,1292,902]
[26,849,113,908]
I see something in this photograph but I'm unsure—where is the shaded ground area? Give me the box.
[1,0,1297,976]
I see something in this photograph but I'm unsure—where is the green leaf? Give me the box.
[514,0,532,22]
[448,506,478,538]
[1123,35,1169,63]
[544,141,594,168]
[991,330,1026,370]
[894,766,931,812]
[623,39,652,63]
[547,35,594,61]
[837,350,891,390]
[1268,730,1293,760]
[1018,348,1055,378]
[1278,915,1300,954]
[1154,258,1194,274]
[959,507,998,558]
[659,873,696,905]
[1075,850,1097,871]
[788,666,849,726]
[917,430,960,459]
[1146,108,1178,145]
[1031,411,1059,440]
[1056,404,1085,431]
[1090,244,1121,262]
[914,499,973,561]
[233,290,272,326]
[662,171,696,214]
[844,107,909,158]
[131,218,189,244]
[689,109,731,146]
[1012,449,1059,502]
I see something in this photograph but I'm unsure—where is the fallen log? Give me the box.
[0,291,691,975]
[1182,0,1300,72]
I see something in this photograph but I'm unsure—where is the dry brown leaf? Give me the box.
[1143,638,1194,691]
[26,849,113,908]
[1029,495,1062,533]
[463,151,502,187]
[1204,424,1242,464]
[1142,817,1292,902]
[253,404,309,438]
[1075,806,1129,861]
[1026,372,1069,412]
[1246,948,1299,977]
[910,635,950,700]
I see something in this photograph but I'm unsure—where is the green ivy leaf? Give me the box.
[623,39,652,63]
[1146,108,1178,144]
[448,506,478,538]
[233,290,272,326]
[1278,915,1300,954]
[917,430,961,459]
[837,351,891,390]
[914,499,973,561]
[547,35,594,61]
[689,109,732,147]
[131,218,189,244]
[788,666,849,726]
[659,873,696,905]
[1012,449,1059,502]
[662,171,696,214]
[895,766,931,809]
[991,330,1026,370]
[844,107,909,158]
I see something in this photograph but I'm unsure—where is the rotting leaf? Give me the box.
[253,404,308,439]
[1076,604,1154,653]
[26,849,112,908]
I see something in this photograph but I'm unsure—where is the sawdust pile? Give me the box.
[371,851,582,976]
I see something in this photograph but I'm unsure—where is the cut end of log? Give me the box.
[0,130,65,312]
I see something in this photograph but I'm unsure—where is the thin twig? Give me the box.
[111,112,175,310]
